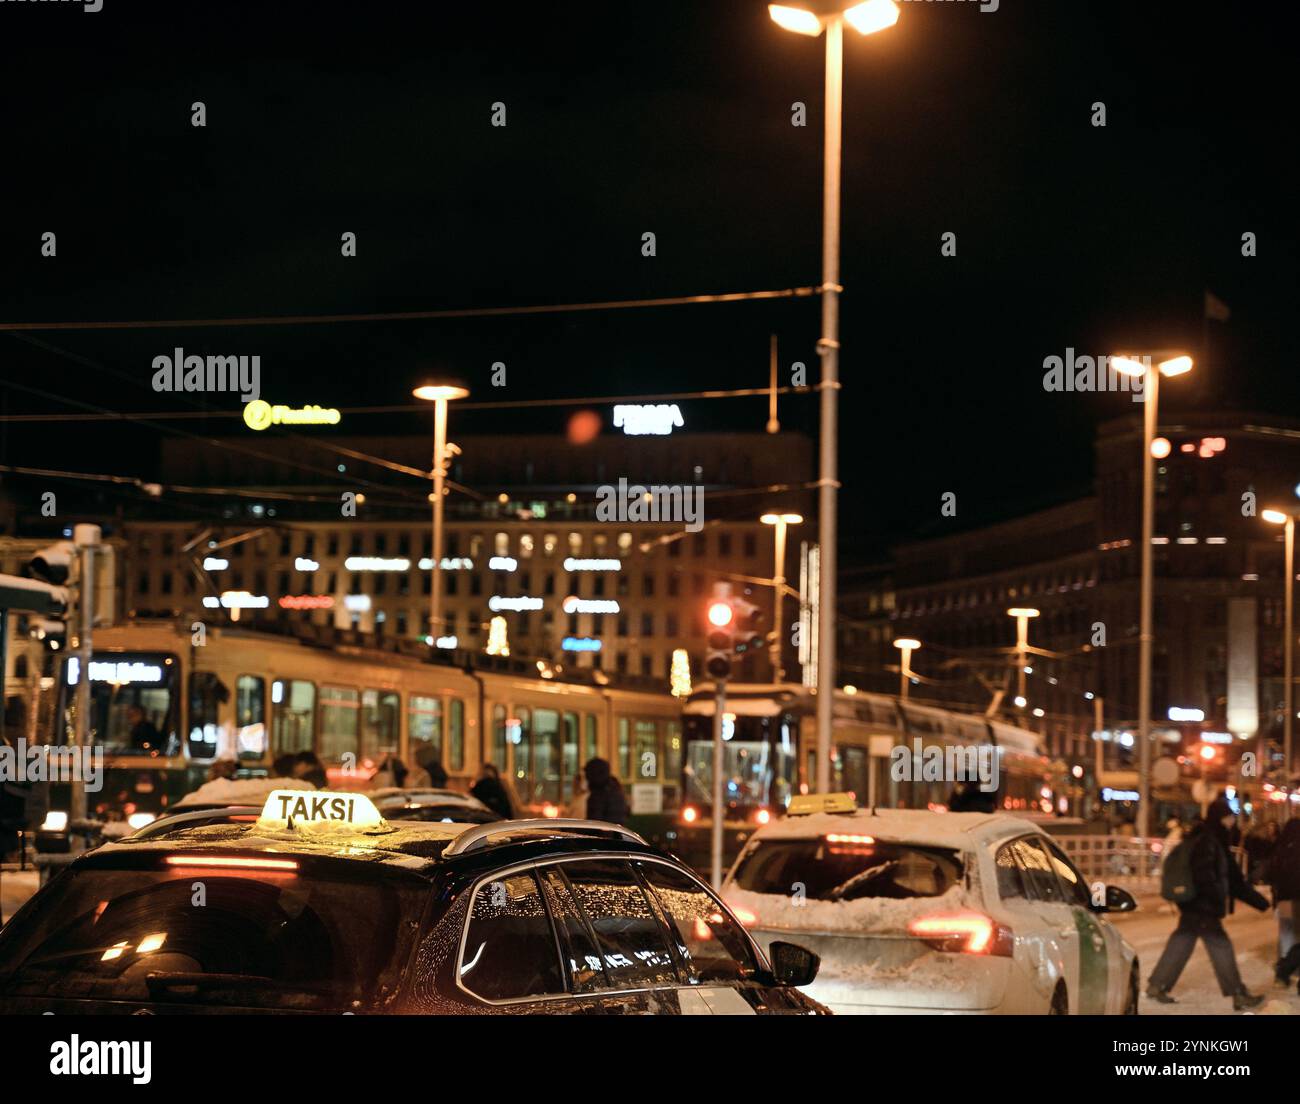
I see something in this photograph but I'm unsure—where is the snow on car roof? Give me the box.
[751,808,1039,849]
[173,775,315,809]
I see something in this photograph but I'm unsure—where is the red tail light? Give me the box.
[164,855,299,872]
[908,913,1014,957]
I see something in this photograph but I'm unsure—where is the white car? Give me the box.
[721,798,1139,1015]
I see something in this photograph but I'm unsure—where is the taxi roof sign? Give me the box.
[787,792,857,817]
[257,789,386,831]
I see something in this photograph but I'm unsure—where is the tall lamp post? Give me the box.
[413,380,470,649]
[769,0,900,792]
[1263,506,1297,804]
[893,637,920,702]
[761,512,802,682]
[1007,607,1040,711]
[1112,353,1193,837]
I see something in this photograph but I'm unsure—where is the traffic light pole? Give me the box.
[711,678,726,888]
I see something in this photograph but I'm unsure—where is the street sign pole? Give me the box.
[711,678,727,888]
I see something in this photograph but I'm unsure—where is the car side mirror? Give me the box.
[1096,885,1137,913]
[769,941,819,987]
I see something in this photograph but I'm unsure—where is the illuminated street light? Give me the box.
[893,637,920,702]
[761,512,803,681]
[1006,608,1039,713]
[1112,351,1194,836]
[413,378,469,649]
[1264,506,1298,800]
[769,0,901,794]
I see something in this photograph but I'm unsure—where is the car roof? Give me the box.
[90,815,659,878]
[368,788,489,809]
[746,808,1043,851]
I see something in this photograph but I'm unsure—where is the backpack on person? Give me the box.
[1160,839,1197,903]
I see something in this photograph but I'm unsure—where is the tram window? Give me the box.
[634,720,658,781]
[408,695,442,763]
[841,747,868,806]
[562,712,579,800]
[271,679,316,756]
[584,714,598,762]
[361,690,400,761]
[235,675,266,760]
[491,704,509,770]
[449,698,466,771]
[319,686,360,762]
[187,672,227,759]
[663,721,682,808]
[529,708,560,805]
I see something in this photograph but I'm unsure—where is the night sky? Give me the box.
[1,0,1294,559]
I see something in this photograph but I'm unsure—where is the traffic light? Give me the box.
[731,596,765,659]
[705,586,735,680]
[25,540,75,650]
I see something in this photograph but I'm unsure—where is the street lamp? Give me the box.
[1111,352,1194,836]
[1263,506,1297,798]
[1006,607,1039,711]
[413,379,470,649]
[761,512,803,681]
[769,0,900,793]
[893,637,920,702]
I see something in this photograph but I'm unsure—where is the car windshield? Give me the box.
[0,859,424,1010]
[731,838,964,902]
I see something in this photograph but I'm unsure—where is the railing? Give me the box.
[1053,835,1167,891]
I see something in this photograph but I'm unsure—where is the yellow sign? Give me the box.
[257,789,385,830]
[787,792,858,817]
[243,400,341,431]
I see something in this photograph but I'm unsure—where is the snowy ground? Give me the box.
[1111,895,1299,1016]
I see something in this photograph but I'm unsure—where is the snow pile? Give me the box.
[725,882,968,935]
[174,776,314,809]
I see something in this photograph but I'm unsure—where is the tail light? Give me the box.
[164,855,299,872]
[907,913,1014,957]
[681,805,699,824]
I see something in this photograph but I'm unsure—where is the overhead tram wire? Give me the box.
[0,286,820,333]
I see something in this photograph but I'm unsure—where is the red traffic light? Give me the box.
[707,601,734,628]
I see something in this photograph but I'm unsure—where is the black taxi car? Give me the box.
[0,790,824,1014]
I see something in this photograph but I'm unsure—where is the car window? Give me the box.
[559,859,678,990]
[459,869,564,1002]
[1042,839,1092,908]
[730,837,962,901]
[1010,837,1066,904]
[537,866,608,993]
[637,861,759,984]
[994,840,1030,900]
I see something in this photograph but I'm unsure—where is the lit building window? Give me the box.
[520,534,534,558]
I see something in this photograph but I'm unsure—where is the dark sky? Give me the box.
[1,0,1295,559]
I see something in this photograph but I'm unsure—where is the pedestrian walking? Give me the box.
[1146,797,1270,1010]
[1268,819,1300,989]
[582,757,629,826]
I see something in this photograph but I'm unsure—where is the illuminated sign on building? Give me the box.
[562,597,620,614]
[295,557,320,572]
[418,557,474,570]
[243,400,341,431]
[563,558,621,572]
[562,637,602,652]
[1168,706,1206,723]
[613,403,683,436]
[344,594,371,612]
[278,595,335,610]
[345,557,410,572]
[489,595,544,612]
[488,556,518,572]
[202,591,269,610]
[202,557,229,570]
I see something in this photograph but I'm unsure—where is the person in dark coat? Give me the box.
[470,763,514,820]
[947,779,996,814]
[1268,819,1300,988]
[293,751,328,789]
[582,757,629,826]
[1146,797,1270,1009]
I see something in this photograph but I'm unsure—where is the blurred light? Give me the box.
[761,512,804,525]
[893,637,921,650]
[137,932,167,954]
[708,601,734,627]
[843,684,858,695]
[1158,355,1193,377]
[41,811,68,832]
[1014,695,1027,708]
[1151,436,1172,459]
[768,3,823,35]
[681,805,699,824]
[1007,607,1040,618]
[412,383,470,402]
[1112,356,1147,377]
[1263,509,1289,525]
[843,0,900,35]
